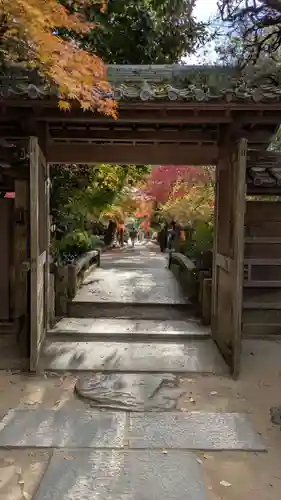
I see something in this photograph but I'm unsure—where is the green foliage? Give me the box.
[51,164,150,262]
[54,229,104,264]
[62,0,208,64]
[192,220,213,253]
[55,229,92,260]
[50,164,150,231]
[180,221,213,260]
[89,234,105,249]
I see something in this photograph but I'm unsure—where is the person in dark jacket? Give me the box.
[129,227,137,247]
[168,220,177,250]
[159,222,168,252]
[104,219,116,246]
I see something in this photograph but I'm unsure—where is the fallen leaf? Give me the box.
[220,480,232,487]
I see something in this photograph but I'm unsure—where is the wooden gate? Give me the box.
[29,137,50,371]
[212,138,247,378]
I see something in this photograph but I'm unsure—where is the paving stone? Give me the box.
[0,410,126,448]
[73,267,187,304]
[40,340,227,373]
[127,412,266,451]
[75,373,185,411]
[33,449,207,500]
[0,409,266,452]
[72,245,187,305]
[49,318,210,338]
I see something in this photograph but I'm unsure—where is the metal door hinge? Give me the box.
[22,261,31,272]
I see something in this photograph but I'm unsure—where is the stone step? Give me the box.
[67,301,197,320]
[40,339,227,374]
[33,449,207,500]
[48,318,210,342]
[0,409,266,451]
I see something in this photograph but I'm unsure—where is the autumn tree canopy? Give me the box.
[217,0,281,65]
[0,0,209,115]
[133,166,214,230]
[139,166,213,205]
[0,0,116,116]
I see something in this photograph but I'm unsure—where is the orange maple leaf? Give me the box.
[1,0,116,117]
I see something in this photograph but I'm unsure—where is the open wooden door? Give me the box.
[29,137,50,371]
[211,138,247,378]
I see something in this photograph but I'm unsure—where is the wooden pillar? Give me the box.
[211,137,247,377]
[14,179,30,355]
[29,136,51,371]
[39,124,51,330]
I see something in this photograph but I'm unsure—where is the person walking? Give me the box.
[159,222,168,253]
[129,226,137,248]
[168,220,177,250]
[118,220,125,247]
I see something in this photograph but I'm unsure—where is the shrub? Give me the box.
[181,221,213,261]
[192,221,213,254]
[89,234,105,249]
[53,230,104,264]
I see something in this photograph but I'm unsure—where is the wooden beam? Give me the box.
[1,101,281,122]
[0,105,234,124]
[46,109,233,124]
[3,100,281,111]
[50,128,218,143]
[49,126,275,144]
[47,143,218,165]
[0,123,274,146]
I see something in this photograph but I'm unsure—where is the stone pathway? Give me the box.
[45,244,225,373]
[0,244,271,499]
[73,245,187,304]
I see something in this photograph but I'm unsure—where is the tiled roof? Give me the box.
[247,151,281,189]
[1,64,281,102]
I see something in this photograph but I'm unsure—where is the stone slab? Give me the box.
[127,412,266,451]
[49,318,210,339]
[33,449,207,500]
[75,373,185,411]
[40,340,227,373]
[0,410,265,452]
[0,410,126,448]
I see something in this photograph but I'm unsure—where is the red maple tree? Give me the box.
[140,166,212,204]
